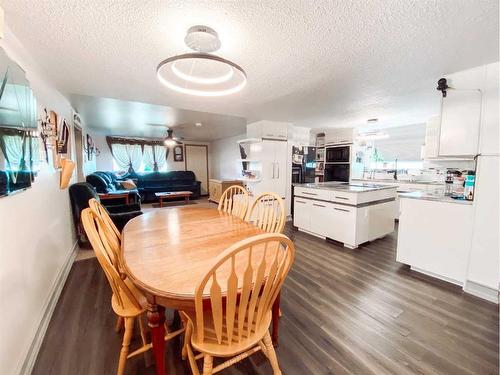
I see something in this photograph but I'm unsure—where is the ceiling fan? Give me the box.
[163,129,183,146]
[144,123,184,146]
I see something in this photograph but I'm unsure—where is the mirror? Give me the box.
[0,47,39,197]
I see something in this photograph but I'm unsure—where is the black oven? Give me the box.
[324,163,350,182]
[325,146,350,163]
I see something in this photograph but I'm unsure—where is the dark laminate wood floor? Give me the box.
[33,224,499,375]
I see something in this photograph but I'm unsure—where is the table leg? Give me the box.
[271,292,281,346]
[147,303,166,375]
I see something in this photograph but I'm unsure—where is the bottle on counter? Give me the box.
[464,174,475,201]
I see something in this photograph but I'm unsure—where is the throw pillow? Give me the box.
[121,179,137,189]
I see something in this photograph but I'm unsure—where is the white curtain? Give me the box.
[111,143,142,172]
[154,145,167,171]
[143,145,155,171]
[143,145,167,171]
[4,134,25,171]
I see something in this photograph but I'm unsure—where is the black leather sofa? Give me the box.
[69,182,143,243]
[122,171,202,202]
[86,171,140,203]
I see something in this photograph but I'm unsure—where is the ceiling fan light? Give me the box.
[164,138,176,147]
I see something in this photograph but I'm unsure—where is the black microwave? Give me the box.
[325,146,350,163]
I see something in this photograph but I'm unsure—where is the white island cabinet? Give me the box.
[396,193,473,286]
[293,183,397,249]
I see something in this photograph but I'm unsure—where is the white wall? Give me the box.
[210,133,245,180]
[0,26,93,374]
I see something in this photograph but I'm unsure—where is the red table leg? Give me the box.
[271,292,281,346]
[147,303,166,375]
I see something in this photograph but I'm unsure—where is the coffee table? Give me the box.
[155,191,193,208]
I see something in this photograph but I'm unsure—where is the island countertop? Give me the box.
[399,191,473,205]
[293,182,398,193]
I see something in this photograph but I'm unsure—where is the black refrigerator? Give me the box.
[291,146,316,218]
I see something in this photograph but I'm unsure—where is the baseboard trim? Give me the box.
[464,280,499,304]
[19,241,78,375]
[411,266,463,287]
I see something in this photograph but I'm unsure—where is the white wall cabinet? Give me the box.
[423,116,440,159]
[438,89,482,156]
[247,120,289,140]
[325,128,354,145]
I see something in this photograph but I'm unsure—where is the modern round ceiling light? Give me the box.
[157,25,247,97]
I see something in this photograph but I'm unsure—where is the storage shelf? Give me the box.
[238,178,262,183]
[236,138,262,144]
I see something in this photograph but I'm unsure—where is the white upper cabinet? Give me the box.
[423,116,440,159]
[325,127,354,145]
[438,89,482,157]
[247,120,289,140]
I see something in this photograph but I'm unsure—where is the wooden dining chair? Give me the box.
[81,208,184,375]
[218,185,249,219]
[181,233,295,375]
[88,198,123,273]
[246,192,285,233]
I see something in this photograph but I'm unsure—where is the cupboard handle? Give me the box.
[296,200,306,204]
[313,204,326,207]
[272,163,275,179]
[334,207,350,212]
[277,164,280,178]
[334,196,349,200]
[302,192,317,195]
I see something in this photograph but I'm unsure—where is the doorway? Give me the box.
[185,144,209,196]
[73,125,85,182]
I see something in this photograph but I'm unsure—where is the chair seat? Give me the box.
[111,278,147,318]
[183,310,272,357]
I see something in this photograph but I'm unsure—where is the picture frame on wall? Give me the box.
[173,145,184,162]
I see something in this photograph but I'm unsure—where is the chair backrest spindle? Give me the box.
[246,192,285,234]
[218,185,249,219]
[194,233,294,347]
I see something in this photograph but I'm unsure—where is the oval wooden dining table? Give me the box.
[121,206,282,375]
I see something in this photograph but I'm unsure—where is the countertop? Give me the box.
[399,191,473,205]
[293,182,398,193]
[352,178,444,186]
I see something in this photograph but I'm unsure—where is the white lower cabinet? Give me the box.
[293,190,396,248]
[310,201,333,239]
[293,197,312,232]
[328,204,356,247]
[396,197,473,285]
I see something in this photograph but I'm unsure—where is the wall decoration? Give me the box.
[83,134,100,161]
[39,108,57,163]
[173,145,184,162]
[59,158,75,189]
[57,118,70,154]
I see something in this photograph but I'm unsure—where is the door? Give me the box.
[185,144,209,196]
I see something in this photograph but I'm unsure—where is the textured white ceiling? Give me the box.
[3,0,499,136]
[69,94,247,141]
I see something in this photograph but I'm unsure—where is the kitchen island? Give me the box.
[293,182,397,249]
[396,192,473,286]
